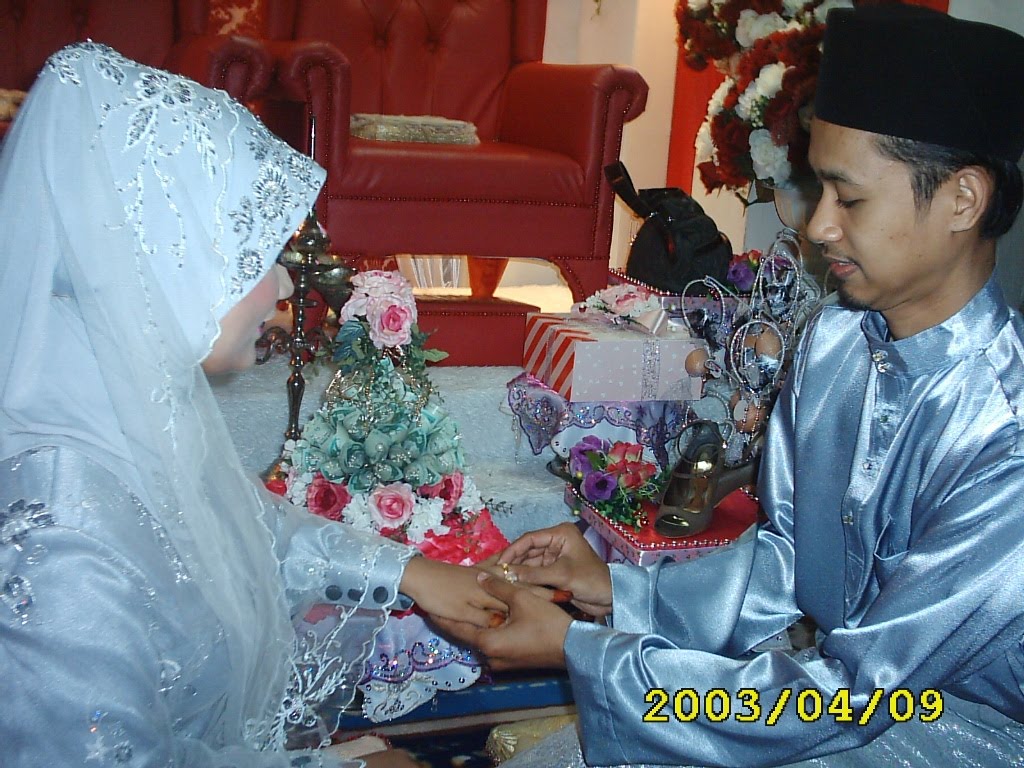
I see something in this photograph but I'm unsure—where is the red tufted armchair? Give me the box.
[0,0,274,142]
[247,0,649,303]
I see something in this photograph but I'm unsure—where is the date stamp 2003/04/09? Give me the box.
[643,687,944,727]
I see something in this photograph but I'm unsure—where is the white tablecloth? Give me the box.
[209,357,573,541]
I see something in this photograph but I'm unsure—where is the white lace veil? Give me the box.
[0,44,325,751]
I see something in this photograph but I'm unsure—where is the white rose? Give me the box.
[695,120,715,163]
[782,0,807,17]
[736,10,788,49]
[814,0,854,25]
[748,129,792,186]
[736,80,758,122]
[736,63,787,124]
[755,62,788,100]
[707,77,733,117]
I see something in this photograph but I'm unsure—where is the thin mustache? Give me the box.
[815,243,853,263]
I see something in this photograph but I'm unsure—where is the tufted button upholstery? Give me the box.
[249,1,649,362]
[0,0,272,142]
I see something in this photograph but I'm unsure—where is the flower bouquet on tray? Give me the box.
[265,270,508,722]
[568,437,662,530]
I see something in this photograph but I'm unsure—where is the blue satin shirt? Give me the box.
[564,278,1024,766]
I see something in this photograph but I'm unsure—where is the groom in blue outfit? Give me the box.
[435,6,1024,767]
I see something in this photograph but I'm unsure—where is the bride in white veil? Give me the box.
[0,43,503,767]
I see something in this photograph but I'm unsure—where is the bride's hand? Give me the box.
[399,557,508,628]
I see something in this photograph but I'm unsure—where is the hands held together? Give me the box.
[426,523,613,671]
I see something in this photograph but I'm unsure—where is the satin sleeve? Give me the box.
[253,481,415,619]
[565,451,1024,767]
[0,522,364,768]
[605,315,809,656]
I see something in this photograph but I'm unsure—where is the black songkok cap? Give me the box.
[815,5,1024,162]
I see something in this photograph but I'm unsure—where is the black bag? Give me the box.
[605,162,731,293]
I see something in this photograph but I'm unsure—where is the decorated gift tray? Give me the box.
[566,483,760,566]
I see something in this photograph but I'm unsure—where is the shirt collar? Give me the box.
[861,276,1009,377]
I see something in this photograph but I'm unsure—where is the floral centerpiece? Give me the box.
[265,270,508,720]
[271,269,507,558]
[681,0,854,195]
[568,437,662,529]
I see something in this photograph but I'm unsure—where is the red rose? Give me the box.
[306,475,352,521]
[619,461,657,489]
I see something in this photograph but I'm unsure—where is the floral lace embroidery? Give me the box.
[45,42,322,296]
[364,636,480,685]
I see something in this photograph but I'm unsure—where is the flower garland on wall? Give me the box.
[679,0,856,196]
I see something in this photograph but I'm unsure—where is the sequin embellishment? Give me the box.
[85,711,135,764]
[0,499,54,624]
[0,499,54,550]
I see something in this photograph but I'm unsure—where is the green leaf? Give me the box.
[422,348,449,363]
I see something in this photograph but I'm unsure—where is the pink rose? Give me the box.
[306,475,352,521]
[369,482,416,530]
[355,270,411,298]
[340,270,417,327]
[367,301,415,348]
[418,472,464,516]
[611,288,643,314]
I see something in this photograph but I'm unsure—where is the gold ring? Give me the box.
[500,563,518,584]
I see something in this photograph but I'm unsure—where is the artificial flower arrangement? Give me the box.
[683,0,855,195]
[264,270,508,720]
[568,437,662,530]
[578,283,661,323]
[268,269,507,559]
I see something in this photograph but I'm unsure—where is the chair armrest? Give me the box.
[164,35,274,102]
[499,62,648,176]
[266,40,353,179]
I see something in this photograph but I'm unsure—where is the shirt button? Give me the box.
[879,414,889,424]
[842,514,854,525]
[863,461,873,472]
